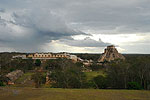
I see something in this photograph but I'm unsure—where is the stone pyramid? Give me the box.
[98,45,125,62]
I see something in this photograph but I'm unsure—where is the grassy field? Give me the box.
[84,70,105,80]
[0,87,150,100]
[14,72,35,87]
[15,72,34,83]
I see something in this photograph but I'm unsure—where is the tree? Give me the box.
[127,82,142,90]
[10,59,34,72]
[128,56,150,90]
[89,63,103,71]
[93,75,108,89]
[106,56,150,90]
[0,75,7,86]
[44,59,63,70]
[31,72,45,88]
[35,59,41,66]
[106,60,130,89]
[48,59,87,88]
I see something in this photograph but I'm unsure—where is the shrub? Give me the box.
[49,59,87,88]
[127,82,142,90]
[82,80,97,89]
[93,75,108,89]
[89,63,103,71]
[35,59,41,66]
[31,72,46,88]
[0,81,5,86]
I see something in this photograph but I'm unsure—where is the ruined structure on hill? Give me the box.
[98,45,125,62]
[6,70,24,85]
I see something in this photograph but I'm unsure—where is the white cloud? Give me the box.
[42,40,104,53]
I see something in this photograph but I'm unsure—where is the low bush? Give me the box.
[93,75,108,89]
[127,82,142,90]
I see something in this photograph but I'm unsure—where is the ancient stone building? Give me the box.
[6,70,24,85]
[98,45,125,62]
[27,53,69,59]
[27,53,80,62]
[13,53,81,63]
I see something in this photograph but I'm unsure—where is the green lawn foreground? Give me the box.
[0,87,150,100]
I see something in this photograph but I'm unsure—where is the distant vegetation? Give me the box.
[0,53,150,90]
[74,53,100,61]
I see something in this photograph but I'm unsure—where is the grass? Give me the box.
[84,70,105,80]
[15,72,34,83]
[0,87,150,100]
[14,72,35,87]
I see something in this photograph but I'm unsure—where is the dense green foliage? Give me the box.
[74,53,100,61]
[127,82,142,90]
[106,56,150,90]
[0,75,7,86]
[0,58,34,74]
[35,59,41,66]
[93,75,108,89]
[0,77,5,86]
[31,72,46,88]
[89,63,103,71]
[45,58,86,88]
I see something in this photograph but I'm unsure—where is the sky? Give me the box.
[0,0,150,53]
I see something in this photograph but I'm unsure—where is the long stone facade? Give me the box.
[12,52,79,62]
[27,53,69,59]
[98,45,125,62]
[27,53,79,62]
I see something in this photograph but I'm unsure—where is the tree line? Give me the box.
[31,56,150,90]
[0,53,150,90]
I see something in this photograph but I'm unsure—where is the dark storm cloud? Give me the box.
[0,0,150,52]
[1,0,150,34]
[60,37,111,47]
[0,4,87,52]
[63,0,150,33]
